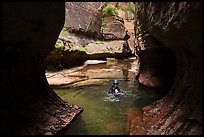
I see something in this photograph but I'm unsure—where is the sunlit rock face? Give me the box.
[46,2,133,70]
[1,2,82,135]
[101,15,130,40]
[133,2,202,135]
[65,2,105,38]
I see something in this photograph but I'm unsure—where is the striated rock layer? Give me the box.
[46,40,132,70]
[133,2,202,135]
[1,3,82,135]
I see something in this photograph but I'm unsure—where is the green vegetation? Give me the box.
[55,41,64,50]
[60,26,69,37]
[55,26,69,51]
[126,2,135,13]
[121,2,135,14]
[78,45,87,52]
[102,4,118,17]
[102,19,108,28]
[64,46,71,51]
[95,41,105,44]
[115,3,121,10]
[54,39,88,54]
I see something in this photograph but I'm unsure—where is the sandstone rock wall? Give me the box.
[2,2,82,135]
[65,2,104,38]
[133,2,202,135]
[101,15,130,40]
[46,2,133,70]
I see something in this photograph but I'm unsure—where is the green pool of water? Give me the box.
[53,58,164,135]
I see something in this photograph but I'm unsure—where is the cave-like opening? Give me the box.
[1,2,202,135]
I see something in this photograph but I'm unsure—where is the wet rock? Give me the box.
[87,69,122,79]
[106,58,118,66]
[68,79,108,88]
[125,108,144,135]
[44,132,53,135]
[73,104,81,110]
[46,72,86,86]
[85,60,107,65]
[138,72,164,88]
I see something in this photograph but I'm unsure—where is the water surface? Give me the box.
[53,58,164,135]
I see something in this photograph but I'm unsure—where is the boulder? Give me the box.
[101,15,130,40]
[46,40,133,70]
[63,33,93,51]
[46,49,88,70]
[65,2,105,38]
[86,40,132,56]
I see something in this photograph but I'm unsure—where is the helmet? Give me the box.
[113,79,119,84]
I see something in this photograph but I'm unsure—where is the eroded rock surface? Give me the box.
[65,2,105,38]
[46,2,133,70]
[86,40,131,55]
[102,15,130,40]
[132,2,202,135]
[2,2,82,135]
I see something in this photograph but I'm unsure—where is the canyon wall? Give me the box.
[65,2,104,38]
[1,2,82,135]
[133,2,202,135]
[46,2,133,70]
[1,2,202,135]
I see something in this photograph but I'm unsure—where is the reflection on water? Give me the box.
[53,58,164,135]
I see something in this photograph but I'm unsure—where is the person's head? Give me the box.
[113,79,119,88]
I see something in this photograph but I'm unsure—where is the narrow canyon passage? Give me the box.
[1,2,202,135]
[49,58,166,135]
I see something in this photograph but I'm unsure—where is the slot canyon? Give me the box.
[1,2,202,135]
